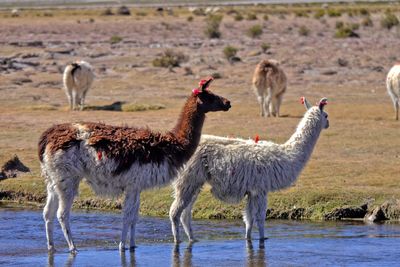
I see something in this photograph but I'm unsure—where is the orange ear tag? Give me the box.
[254,135,260,143]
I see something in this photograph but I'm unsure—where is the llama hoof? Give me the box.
[47,246,56,253]
[189,238,198,244]
[259,237,268,241]
[69,248,78,255]
[129,246,137,252]
[174,239,182,244]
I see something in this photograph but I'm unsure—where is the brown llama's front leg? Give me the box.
[43,187,59,252]
[119,191,140,251]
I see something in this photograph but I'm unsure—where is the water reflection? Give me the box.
[120,251,136,267]
[172,243,193,267]
[47,252,76,267]
[246,240,266,267]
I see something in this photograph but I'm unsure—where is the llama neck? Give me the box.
[284,109,323,165]
[171,96,205,164]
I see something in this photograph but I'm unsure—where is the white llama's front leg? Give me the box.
[43,187,59,252]
[170,180,203,244]
[180,196,199,242]
[119,191,140,251]
[57,187,78,254]
[394,99,399,121]
[255,194,267,240]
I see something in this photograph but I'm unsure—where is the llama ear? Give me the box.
[318,98,328,110]
[199,77,214,91]
[300,96,312,110]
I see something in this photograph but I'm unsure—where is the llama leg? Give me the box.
[79,89,88,111]
[275,94,283,117]
[56,182,78,254]
[395,99,399,121]
[119,191,140,251]
[71,91,79,111]
[180,194,199,242]
[264,92,272,117]
[244,193,256,240]
[43,187,59,252]
[255,194,267,240]
[257,95,265,117]
[170,180,203,243]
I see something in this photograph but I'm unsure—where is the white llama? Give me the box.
[170,97,329,243]
[252,59,287,117]
[386,64,400,120]
[63,60,94,111]
[39,78,231,253]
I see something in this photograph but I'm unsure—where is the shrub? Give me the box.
[246,25,263,38]
[362,16,373,27]
[261,43,270,53]
[223,45,238,61]
[295,10,308,17]
[152,49,188,68]
[314,9,325,19]
[234,13,243,21]
[335,25,359,38]
[263,14,269,21]
[335,21,344,29]
[327,9,342,17]
[299,25,310,36]
[187,16,193,22]
[117,6,130,16]
[205,14,223,39]
[110,35,123,44]
[359,8,370,16]
[381,12,399,30]
[246,13,257,20]
[136,11,148,16]
[101,8,113,16]
[350,23,359,30]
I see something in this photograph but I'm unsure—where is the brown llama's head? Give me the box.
[192,77,231,113]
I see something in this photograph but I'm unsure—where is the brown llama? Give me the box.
[39,77,231,253]
[252,59,287,117]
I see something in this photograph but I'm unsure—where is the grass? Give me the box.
[246,25,263,38]
[152,49,188,68]
[381,12,399,30]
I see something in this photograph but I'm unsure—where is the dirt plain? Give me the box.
[0,3,399,220]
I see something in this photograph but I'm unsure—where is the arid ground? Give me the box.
[0,3,399,220]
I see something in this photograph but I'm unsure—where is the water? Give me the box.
[0,205,399,266]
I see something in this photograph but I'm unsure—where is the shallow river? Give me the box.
[0,205,399,266]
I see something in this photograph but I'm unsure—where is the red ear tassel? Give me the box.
[254,135,260,143]
[97,151,102,160]
[300,97,305,105]
[192,88,201,96]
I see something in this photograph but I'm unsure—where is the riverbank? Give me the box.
[0,3,399,222]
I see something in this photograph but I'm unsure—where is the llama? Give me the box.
[39,77,231,253]
[63,60,94,111]
[170,97,328,243]
[252,59,287,117]
[386,64,400,120]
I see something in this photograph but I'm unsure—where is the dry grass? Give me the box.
[0,3,399,219]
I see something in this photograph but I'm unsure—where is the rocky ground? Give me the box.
[0,4,399,220]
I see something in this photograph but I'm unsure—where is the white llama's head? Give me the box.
[302,97,329,129]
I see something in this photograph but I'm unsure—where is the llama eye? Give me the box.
[324,114,328,118]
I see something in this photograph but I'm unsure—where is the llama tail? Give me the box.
[63,63,80,90]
